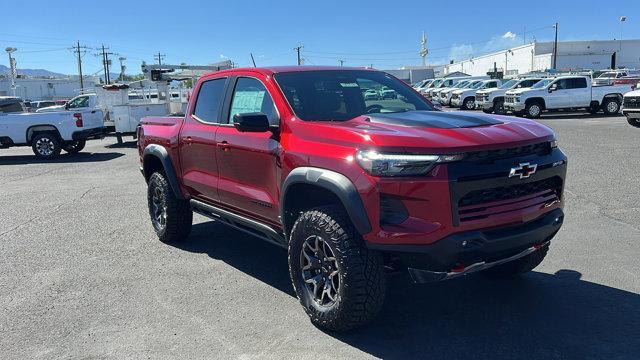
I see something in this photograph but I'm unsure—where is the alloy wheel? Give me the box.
[300,235,340,307]
[151,186,167,230]
[35,137,55,156]
[607,101,619,113]
[529,105,541,117]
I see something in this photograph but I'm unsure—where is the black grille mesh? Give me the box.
[459,177,562,208]
[463,142,551,164]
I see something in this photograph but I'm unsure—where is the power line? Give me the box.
[154,52,165,66]
[70,41,90,93]
[293,45,303,65]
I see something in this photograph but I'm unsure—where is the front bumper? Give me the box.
[480,101,493,110]
[450,98,461,107]
[505,102,525,112]
[369,208,564,282]
[622,108,640,119]
[72,127,107,141]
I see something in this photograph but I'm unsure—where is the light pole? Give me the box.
[5,47,17,97]
[620,16,627,68]
[505,49,513,76]
[552,22,559,70]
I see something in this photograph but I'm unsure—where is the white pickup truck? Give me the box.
[0,97,105,159]
[450,79,503,110]
[622,90,640,127]
[504,75,633,118]
[476,78,544,114]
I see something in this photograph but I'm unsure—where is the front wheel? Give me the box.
[493,100,506,115]
[147,172,193,244]
[288,205,386,332]
[31,132,62,159]
[462,98,475,110]
[525,102,543,119]
[63,140,86,154]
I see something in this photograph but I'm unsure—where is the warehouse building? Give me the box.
[435,39,640,77]
[0,76,100,101]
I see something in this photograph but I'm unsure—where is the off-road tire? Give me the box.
[602,98,621,116]
[525,101,543,119]
[288,205,386,332]
[147,172,192,244]
[483,244,549,277]
[31,132,62,159]
[63,140,86,154]
[627,117,640,127]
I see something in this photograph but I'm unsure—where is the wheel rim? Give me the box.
[529,105,541,117]
[607,101,619,113]
[495,102,505,114]
[151,186,167,229]
[466,99,475,109]
[300,235,340,307]
[35,137,54,156]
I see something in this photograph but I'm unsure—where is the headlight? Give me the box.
[356,150,464,177]
[514,97,521,102]
[549,139,558,148]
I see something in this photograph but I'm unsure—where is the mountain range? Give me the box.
[0,64,66,78]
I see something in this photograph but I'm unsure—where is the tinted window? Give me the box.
[567,78,588,89]
[68,96,89,108]
[228,77,276,125]
[0,101,24,113]
[193,78,226,123]
[519,79,540,88]
[274,70,434,122]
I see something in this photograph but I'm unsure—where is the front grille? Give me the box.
[475,95,485,102]
[505,96,515,103]
[624,97,640,109]
[457,177,563,223]
[463,142,551,164]
[452,94,459,100]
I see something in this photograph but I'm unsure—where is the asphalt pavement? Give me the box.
[1,113,639,359]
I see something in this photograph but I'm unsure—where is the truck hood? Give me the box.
[292,111,554,153]
[624,90,640,97]
[506,88,539,96]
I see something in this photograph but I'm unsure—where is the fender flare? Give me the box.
[281,167,372,236]
[143,144,184,199]
[26,125,61,144]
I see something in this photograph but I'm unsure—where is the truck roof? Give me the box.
[212,66,376,77]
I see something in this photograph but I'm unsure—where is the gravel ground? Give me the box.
[1,113,639,360]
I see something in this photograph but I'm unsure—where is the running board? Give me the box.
[407,241,550,283]
[189,199,286,248]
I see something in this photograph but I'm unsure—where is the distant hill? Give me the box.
[0,64,66,78]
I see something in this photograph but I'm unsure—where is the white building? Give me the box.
[0,76,101,101]
[436,39,640,77]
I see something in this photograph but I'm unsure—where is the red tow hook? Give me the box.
[533,243,544,250]
[451,263,466,273]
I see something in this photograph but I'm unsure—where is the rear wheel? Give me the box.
[602,98,621,116]
[288,205,386,332]
[483,244,549,277]
[525,102,543,119]
[63,140,86,154]
[31,132,62,159]
[147,172,192,244]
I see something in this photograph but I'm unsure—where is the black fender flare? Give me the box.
[143,144,184,199]
[281,167,372,236]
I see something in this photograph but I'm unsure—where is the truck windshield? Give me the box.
[531,79,551,89]
[471,81,485,89]
[499,80,518,89]
[274,70,435,121]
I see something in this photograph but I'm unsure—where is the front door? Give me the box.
[178,77,228,203]
[215,76,281,224]
[546,79,570,109]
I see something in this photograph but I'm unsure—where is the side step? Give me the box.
[189,199,286,248]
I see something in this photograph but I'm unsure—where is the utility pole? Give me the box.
[552,22,558,70]
[5,47,17,97]
[338,59,346,66]
[154,52,165,66]
[71,41,89,93]
[619,16,627,68]
[95,44,115,84]
[293,45,303,66]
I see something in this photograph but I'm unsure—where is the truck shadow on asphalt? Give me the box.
[177,222,639,360]
[0,152,125,165]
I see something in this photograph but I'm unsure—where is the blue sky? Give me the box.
[1,0,639,75]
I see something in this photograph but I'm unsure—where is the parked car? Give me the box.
[439,80,476,106]
[476,78,544,114]
[427,77,466,99]
[504,75,632,118]
[379,86,397,99]
[0,97,28,114]
[37,94,98,113]
[30,100,56,112]
[451,79,503,110]
[138,66,567,331]
[0,103,105,158]
[364,88,380,100]
[622,89,640,127]
[414,79,434,94]
[593,69,640,86]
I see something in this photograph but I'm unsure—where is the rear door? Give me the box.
[178,77,229,203]
[568,77,591,107]
[214,76,281,224]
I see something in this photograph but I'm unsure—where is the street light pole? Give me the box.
[5,47,17,97]
[552,22,558,70]
[620,16,627,68]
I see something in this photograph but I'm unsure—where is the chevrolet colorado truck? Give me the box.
[138,66,567,331]
[623,90,640,127]
[504,75,632,118]
[1,97,105,158]
[476,78,544,115]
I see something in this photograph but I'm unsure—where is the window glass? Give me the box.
[274,70,434,122]
[228,77,276,125]
[193,78,226,123]
[519,79,540,88]
[567,78,587,89]
[68,96,89,108]
[0,101,24,113]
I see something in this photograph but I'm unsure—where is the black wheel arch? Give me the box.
[492,96,505,104]
[142,144,185,199]
[26,125,62,144]
[281,167,372,237]
[525,97,546,109]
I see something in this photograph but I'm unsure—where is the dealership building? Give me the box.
[435,39,640,77]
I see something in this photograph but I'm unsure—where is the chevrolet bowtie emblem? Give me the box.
[509,162,538,179]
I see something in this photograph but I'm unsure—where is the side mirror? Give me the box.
[548,84,558,93]
[233,112,271,133]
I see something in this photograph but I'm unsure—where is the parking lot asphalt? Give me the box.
[1,113,639,360]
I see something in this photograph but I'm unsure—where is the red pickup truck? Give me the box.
[138,66,567,331]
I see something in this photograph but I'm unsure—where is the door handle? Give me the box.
[184,136,193,145]
[217,141,230,151]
